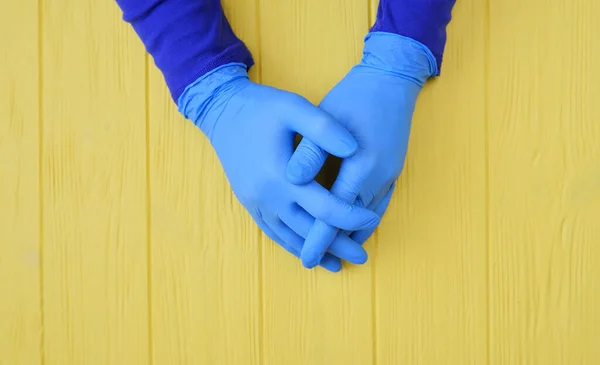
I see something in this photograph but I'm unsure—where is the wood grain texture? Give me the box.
[147,1,262,364]
[258,1,373,365]
[0,1,41,364]
[40,0,149,364]
[488,1,600,364]
[373,0,488,363]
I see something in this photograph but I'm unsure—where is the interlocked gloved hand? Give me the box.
[286,32,438,268]
[177,63,381,272]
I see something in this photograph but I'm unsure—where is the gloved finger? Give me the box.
[362,184,392,214]
[294,181,380,231]
[284,97,357,159]
[251,213,300,257]
[286,138,328,185]
[340,195,368,236]
[263,215,343,273]
[315,252,343,272]
[351,183,396,245]
[354,196,366,209]
[301,220,342,268]
[299,164,369,268]
[340,183,394,240]
[278,205,367,265]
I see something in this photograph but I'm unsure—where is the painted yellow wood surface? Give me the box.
[488,1,600,363]
[0,1,41,364]
[0,0,598,364]
[40,0,149,364]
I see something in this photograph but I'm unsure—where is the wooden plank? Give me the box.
[373,0,488,363]
[258,1,373,364]
[147,1,262,364]
[0,1,41,364]
[488,0,600,363]
[369,0,377,27]
[41,0,149,363]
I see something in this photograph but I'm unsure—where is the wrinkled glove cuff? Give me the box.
[361,32,438,87]
[177,63,249,135]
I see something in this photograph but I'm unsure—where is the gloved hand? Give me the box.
[286,32,438,268]
[177,63,381,272]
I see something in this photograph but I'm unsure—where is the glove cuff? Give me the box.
[361,32,438,87]
[177,63,249,136]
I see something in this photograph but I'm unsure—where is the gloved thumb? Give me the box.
[286,138,329,185]
[350,182,396,245]
[284,94,358,159]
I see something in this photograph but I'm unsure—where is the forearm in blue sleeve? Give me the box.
[115,0,254,102]
[370,0,456,74]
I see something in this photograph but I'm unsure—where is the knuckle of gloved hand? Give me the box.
[377,160,403,185]
[297,145,324,168]
[278,92,306,111]
[317,192,350,222]
[316,194,336,222]
[309,115,331,137]
[336,178,362,200]
[357,157,378,176]
[331,191,356,214]
[359,191,376,208]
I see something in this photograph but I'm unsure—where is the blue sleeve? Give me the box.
[370,0,457,74]
[115,0,254,103]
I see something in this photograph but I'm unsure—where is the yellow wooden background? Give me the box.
[1,0,599,364]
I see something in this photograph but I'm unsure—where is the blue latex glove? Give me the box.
[177,63,381,272]
[286,32,437,268]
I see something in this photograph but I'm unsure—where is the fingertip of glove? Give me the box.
[337,137,358,158]
[286,162,314,185]
[304,248,368,268]
[327,264,342,273]
[320,255,342,272]
[321,258,342,273]
[302,251,324,269]
[353,250,369,265]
